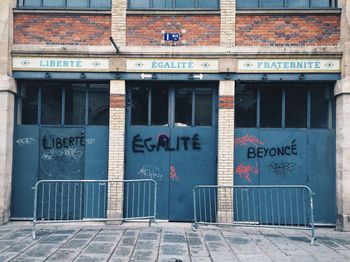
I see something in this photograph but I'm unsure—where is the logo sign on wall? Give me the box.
[126,59,219,73]
[237,59,341,73]
[13,57,110,71]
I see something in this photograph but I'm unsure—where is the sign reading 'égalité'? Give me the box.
[238,59,341,73]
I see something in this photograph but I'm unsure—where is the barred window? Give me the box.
[237,0,337,9]
[17,0,111,9]
[128,0,219,9]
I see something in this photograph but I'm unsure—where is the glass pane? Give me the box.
[20,84,38,125]
[43,0,65,8]
[235,84,257,128]
[129,0,149,9]
[175,88,192,127]
[195,88,212,126]
[153,0,172,8]
[41,85,62,125]
[198,0,219,8]
[175,0,195,8]
[311,86,330,128]
[131,87,148,125]
[288,0,309,8]
[91,0,111,8]
[261,0,284,8]
[311,0,333,8]
[67,0,89,8]
[237,0,258,8]
[19,0,42,7]
[285,86,307,128]
[260,86,282,128]
[151,87,168,126]
[65,84,86,125]
[88,84,109,125]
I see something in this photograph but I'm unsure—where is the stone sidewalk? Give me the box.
[1,222,350,262]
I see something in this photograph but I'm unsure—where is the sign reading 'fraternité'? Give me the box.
[238,59,341,73]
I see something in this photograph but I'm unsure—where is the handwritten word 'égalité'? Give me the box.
[132,134,201,153]
[247,140,298,159]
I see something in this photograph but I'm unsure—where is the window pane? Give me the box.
[175,88,192,127]
[260,86,282,128]
[285,86,307,128]
[129,0,149,9]
[235,84,257,128]
[311,0,334,8]
[175,0,195,8]
[153,0,172,8]
[131,87,148,125]
[288,0,309,8]
[237,0,258,8]
[89,84,109,125]
[18,0,41,7]
[67,0,89,8]
[261,0,284,8]
[91,0,111,8]
[198,0,219,8]
[311,86,330,128]
[151,87,168,126]
[43,0,65,8]
[195,88,212,126]
[20,84,38,125]
[65,84,86,125]
[41,85,62,125]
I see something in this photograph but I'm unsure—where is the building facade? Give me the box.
[0,0,350,229]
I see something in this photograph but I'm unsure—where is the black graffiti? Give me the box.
[247,140,297,159]
[43,134,85,149]
[132,133,201,153]
[267,161,296,176]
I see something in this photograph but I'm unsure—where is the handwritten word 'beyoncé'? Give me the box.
[235,162,259,183]
[247,140,298,159]
[235,135,263,147]
[132,133,201,153]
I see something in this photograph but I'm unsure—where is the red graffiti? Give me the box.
[235,162,259,183]
[170,166,179,181]
[235,135,263,147]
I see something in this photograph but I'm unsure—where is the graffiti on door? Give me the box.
[235,162,259,183]
[267,161,296,176]
[137,165,164,182]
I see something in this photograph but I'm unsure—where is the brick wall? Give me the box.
[14,14,111,45]
[236,15,340,46]
[126,15,220,46]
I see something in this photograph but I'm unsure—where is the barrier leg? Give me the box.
[32,222,36,240]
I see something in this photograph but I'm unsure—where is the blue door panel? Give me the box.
[125,127,170,219]
[169,128,217,222]
[308,129,336,224]
[84,126,109,218]
[11,126,40,218]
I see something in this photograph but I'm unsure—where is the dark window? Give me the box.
[285,87,307,128]
[235,84,257,127]
[311,86,330,128]
[88,84,109,126]
[195,88,212,126]
[41,85,62,125]
[128,0,219,9]
[237,0,337,9]
[175,88,192,126]
[20,84,38,125]
[151,87,168,126]
[65,84,86,125]
[17,0,111,9]
[131,87,149,125]
[260,86,282,128]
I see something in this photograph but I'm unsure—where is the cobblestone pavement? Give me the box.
[1,222,350,261]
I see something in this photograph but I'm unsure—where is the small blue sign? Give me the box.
[164,33,180,42]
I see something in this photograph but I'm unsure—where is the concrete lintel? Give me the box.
[110,80,125,95]
[219,81,234,97]
[0,76,16,94]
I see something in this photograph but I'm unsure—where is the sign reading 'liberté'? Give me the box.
[238,59,341,72]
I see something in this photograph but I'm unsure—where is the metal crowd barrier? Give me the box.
[193,185,316,244]
[32,179,157,239]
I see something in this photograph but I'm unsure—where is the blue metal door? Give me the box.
[125,82,217,221]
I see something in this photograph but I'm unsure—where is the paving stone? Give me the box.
[288,255,318,262]
[191,257,212,262]
[135,240,157,250]
[5,242,34,253]
[73,233,96,239]
[113,246,133,257]
[46,249,80,261]
[210,251,240,262]
[109,257,129,262]
[74,254,109,262]
[120,237,137,246]
[21,244,58,258]
[62,239,87,249]
[0,252,18,262]
[226,236,251,245]
[236,254,273,262]
[188,237,203,246]
[53,229,78,235]
[139,232,160,241]
[163,234,186,243]
[84,242,116,254]
[94,235,122,242]
[124,230,138,237]
[204,234,222,242]
[131,250,158,261]
[160,244,188,256]
[11,257,44,262]
[39,234,71,244]
[158,255,191,262]
[0,240,16,252]
[206,241,231,252]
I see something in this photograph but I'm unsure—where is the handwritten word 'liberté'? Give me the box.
[132,134,201,153]
[247,140,297,159]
